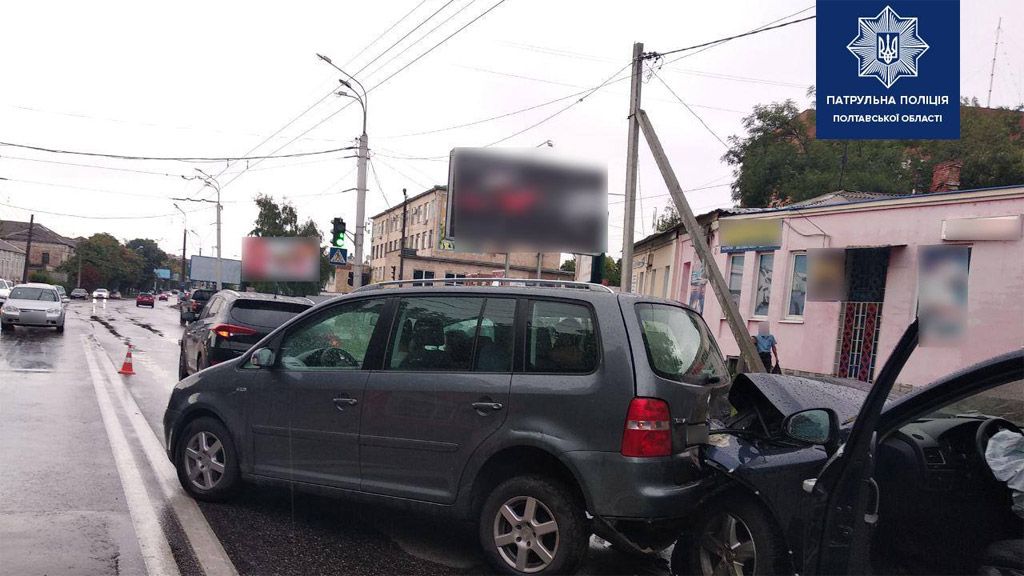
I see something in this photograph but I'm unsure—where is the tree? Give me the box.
[58,233,146,291]
[724,99,1024,207]
[126,238,170,290]
[249,194,330,296]
[655,206,681,232]
[560,258,576,273]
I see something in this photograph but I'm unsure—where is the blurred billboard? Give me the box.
[189,255,242,284]
[446,148,607,253]
[719,218,782,253]
[241,237,320,282]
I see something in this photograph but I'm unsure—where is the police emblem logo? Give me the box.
[847,5,929,89]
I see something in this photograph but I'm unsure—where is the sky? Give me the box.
[0,0,1020,262]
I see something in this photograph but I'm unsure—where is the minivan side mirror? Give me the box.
[783,408,840,454]
[250,347,275,368]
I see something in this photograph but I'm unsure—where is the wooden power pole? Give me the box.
[619,42,644,293]
[21,214,34,283]
[636,109,766,372]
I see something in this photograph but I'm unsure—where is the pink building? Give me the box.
[631,186,1024,386]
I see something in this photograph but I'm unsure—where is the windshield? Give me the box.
[8,287,58,301]
[636,303,728,384]
[924,379,1024,426]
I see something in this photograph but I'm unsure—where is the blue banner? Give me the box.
[816,0,959,139]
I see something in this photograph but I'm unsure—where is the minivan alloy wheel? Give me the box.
[184,431,226,490]
[698,511,756,576]
[493,495,559,573]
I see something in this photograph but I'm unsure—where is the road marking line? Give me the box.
[89,335,240,576]
[81,334,180,576]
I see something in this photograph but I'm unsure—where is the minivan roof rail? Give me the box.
[353,278,615,293]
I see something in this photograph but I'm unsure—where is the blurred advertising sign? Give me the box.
[942,215,1022,241]
[189,255,241,284]
[719,218,782,253]
[446,148,607,253]
[153,268,171,280]
[241,237,320,282]
[807,248,847,302]
[918,244,968,346]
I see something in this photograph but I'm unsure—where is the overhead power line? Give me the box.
[368,157,392,207]
[354,0,458,77]
[650,68,730,149]
[0,141,357,162]
[0,199,212,220]
[646,14,817,59]
[363,0,480,81]
[341,0,431,68]
[210,0,510,195]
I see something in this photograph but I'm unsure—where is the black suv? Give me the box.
[163,280,730,574]
[179,288,215,325]
[178,290,313,378]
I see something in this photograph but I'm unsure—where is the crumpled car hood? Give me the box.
[730,373,870,426]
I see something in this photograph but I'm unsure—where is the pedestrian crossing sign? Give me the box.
[328,247,348,266]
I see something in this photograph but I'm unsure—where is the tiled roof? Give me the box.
[0,238,25,254]
[0,220,77,247]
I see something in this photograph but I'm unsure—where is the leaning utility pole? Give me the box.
[21,214,34,283]
[619,42,644,293]
[986,17,1002,108]
[636,109,766,373]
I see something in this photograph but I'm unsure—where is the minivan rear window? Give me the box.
[230,300,311,329]
[635,303,727,384]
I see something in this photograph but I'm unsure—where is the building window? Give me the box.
[787,253,808,317]
[412,269,435,286]
[649,269,657,296]
[41,252,50,265]
[753,252,774,317]
[662,265,670,297]
[727,253,745,309]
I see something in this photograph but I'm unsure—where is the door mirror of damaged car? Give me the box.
[783,408,840,454]
[249,347,275,368]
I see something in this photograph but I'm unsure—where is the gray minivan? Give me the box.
[163,280,731,574]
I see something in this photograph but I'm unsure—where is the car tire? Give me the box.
[671,496,781,576]
[175,417,240,502]
[178,350,189,380]
[55,324,64,334]
[1,323,12,334]
[479,475,589,575]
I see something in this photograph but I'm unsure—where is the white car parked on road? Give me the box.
[0,279,13,302]
[92,288,110,299]
[1,283,66,333]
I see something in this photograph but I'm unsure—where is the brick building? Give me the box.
[0,220,77,282]
[334,185,569,291]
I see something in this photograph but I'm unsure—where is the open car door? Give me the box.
[800,320,919,575]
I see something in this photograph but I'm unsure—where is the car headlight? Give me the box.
[47,307,61,315]
[2,306,19,314]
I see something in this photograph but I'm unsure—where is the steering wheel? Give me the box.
[321,347,359,368]
[976,417,1022,476]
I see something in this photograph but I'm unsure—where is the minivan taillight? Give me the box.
[212,323,257,339]
[621,398,671,457]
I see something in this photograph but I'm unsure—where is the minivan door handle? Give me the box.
[333,397,358,411]
[472,402,503,411]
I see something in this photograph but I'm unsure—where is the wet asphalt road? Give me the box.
[0,297,671,576]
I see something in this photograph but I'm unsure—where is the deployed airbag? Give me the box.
[985,429,1024,518]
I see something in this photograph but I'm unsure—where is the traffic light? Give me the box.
[331,218,346,248]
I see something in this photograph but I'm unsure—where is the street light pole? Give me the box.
[188,170,223,290]
[174,203,187,291]
[317,53,368,288]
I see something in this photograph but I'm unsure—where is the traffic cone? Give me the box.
[118,344,135,376]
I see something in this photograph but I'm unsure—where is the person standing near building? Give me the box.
[755,322,779,372]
